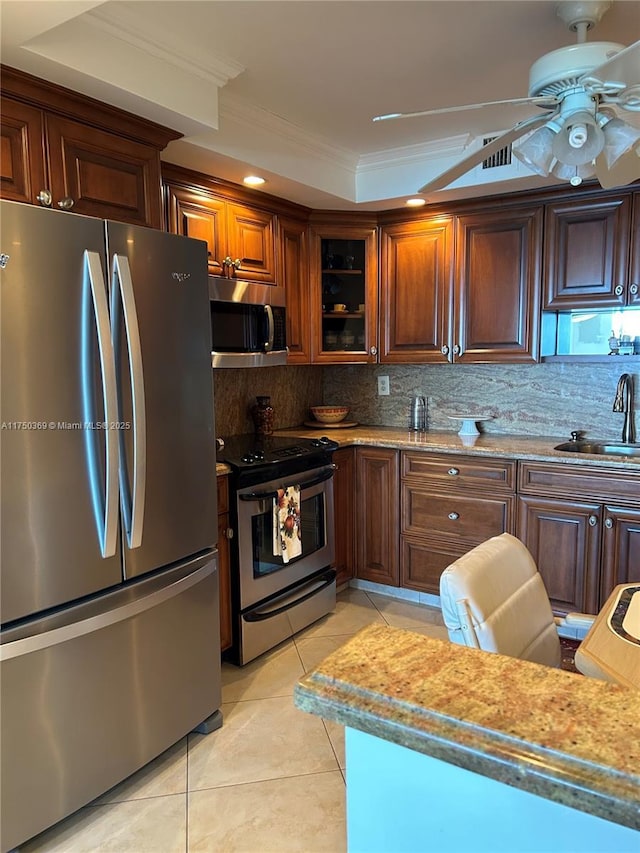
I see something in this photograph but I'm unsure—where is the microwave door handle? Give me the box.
[111,254,146,549]
[264,304,274,352]
[239,465,336,501]
[84,250,119,558]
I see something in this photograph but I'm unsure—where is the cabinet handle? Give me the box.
[225,527,234,539]
[630,284,638,296]
[604,518,613,529]
[614,284,624,296]
[441,345,449,356]
[447,467,459,476]
[453,344,461,355]
[369,345,377,356]
[37,189,52,207]
[588,515,598,527]
[57,197,74,210]
[448,512,459,521]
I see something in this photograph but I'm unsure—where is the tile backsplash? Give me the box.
[213,361,638,441]
[322,362,639,440]
[213,366,322,437]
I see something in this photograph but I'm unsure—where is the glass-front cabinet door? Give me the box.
[310,223,378,363]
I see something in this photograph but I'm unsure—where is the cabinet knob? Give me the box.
[453,344,461,355]
[37,189,52,207]
[614,284,624,296]
[588,515,598,527]
[441,345,449,356]
[604,518,613,529]
[225,527,234,539]
[369,345,378,356]
[57,197,74,210]
[630,284,638,296]
[447,467,459,476]
[448,512,459,521]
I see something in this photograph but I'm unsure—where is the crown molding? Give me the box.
[85,6,245,88]
[357,134,474,173]
[219,94,359,173]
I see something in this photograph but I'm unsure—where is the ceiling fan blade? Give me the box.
[373,96,558,122]
[595,147,640,189]
[580,40,640,94]
[418,113,551,194]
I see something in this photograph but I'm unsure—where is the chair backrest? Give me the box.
[439,533,561,668]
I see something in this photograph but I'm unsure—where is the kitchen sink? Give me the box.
[553,441,640,458]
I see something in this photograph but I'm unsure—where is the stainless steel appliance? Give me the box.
[218,435,338,664]
[0,200,221,852]
[209,277,288,368]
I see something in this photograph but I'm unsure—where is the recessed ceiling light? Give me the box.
[406,197,426,207]
[243,175,266,186]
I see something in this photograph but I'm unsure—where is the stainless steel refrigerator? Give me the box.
[0,200,221,852]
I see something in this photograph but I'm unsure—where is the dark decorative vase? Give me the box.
[251,396,274,435]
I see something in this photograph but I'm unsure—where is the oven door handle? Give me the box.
[238,464,336,501]
[243,570,336,622]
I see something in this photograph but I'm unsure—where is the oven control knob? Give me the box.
[241,454,255,464]
[319,436,332,444]
[253,449,265,460]
[310,439,322,447]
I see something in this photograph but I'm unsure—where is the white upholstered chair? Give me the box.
[439,533,562,668]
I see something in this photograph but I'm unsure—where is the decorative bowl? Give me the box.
[310,405,350,424]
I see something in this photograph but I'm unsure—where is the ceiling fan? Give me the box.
[373,1,640,194]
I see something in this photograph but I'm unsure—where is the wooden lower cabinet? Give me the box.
[400,451,516,595]
[217,474,233,653]
[518,462,640,615]
[333,447,355,586]
[355,447,399,585]
[517,496,600,614]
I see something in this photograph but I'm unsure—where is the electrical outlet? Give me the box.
[377,375,390,396]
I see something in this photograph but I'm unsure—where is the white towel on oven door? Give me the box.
[273,485,302,563]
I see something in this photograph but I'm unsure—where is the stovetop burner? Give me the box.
[217,433,338,473]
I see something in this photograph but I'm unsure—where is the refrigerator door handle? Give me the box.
[84,250,119,558]
[112,254,146,550]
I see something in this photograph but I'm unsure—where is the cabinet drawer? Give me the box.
[400,537,463,595]
[217,474,229,515]
[402,484,515,545]
[519,462,640,504]
[402,452,516,492]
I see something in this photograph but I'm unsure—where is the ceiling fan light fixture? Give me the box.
[600,117,640,167]
[512,125,558,175]
[552,109,605,164]
[551,159,597,185]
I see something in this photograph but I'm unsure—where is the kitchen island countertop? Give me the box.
[294,623,640,832]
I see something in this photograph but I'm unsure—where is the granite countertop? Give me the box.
[294,624,640,831]
[277,426,640,470]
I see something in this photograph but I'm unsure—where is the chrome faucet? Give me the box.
[613,373,635,443]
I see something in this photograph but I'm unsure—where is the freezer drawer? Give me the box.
[0,555,221,853]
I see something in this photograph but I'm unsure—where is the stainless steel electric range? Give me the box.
[217,434,339,665]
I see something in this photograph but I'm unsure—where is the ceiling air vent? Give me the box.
[482,136,512,169]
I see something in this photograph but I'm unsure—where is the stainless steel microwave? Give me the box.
[209,278,288,368]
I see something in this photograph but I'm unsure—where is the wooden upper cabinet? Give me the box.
[226,203,277,283]
[1,98,46,205]
[1,68,180,228]
[379,218,453,363]
[630,192,640,308]
[164,175,278,284]
[543,194,632,308]
[279,216,311,363]
[454,206,542,363]
[44,115,164,227]
[165,184,227,275]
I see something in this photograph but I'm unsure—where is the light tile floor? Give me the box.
[20,588,447,853]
